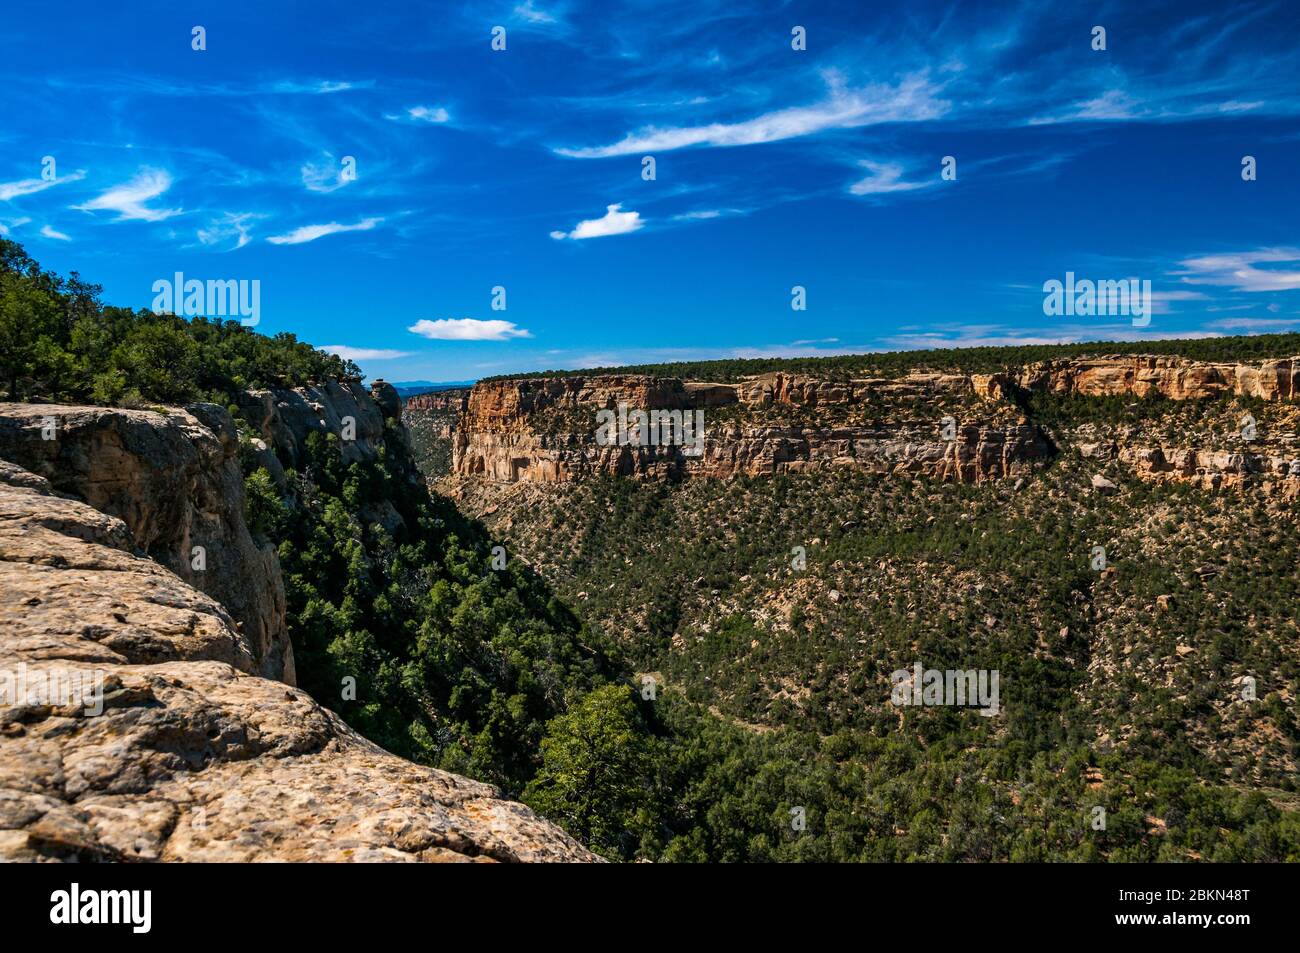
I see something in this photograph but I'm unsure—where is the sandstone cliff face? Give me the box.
[405,387,473,444]
[735,370,976,407]
[457,420,1051,483]
[1014,355,1300,401]
[0,403,292,684]
[0,463,594,862]
[449,357,1300,489]
[404,389,470,414]
[453,373,1048,484]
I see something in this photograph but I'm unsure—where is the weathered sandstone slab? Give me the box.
[0,469,595,862]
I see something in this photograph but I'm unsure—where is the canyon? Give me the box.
[5,350,1298,863]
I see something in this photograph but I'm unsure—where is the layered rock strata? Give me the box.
[450,357,1300,489]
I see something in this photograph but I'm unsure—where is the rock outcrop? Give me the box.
[404,389,470,445]
[238,379,395,473]
[404,389,471,414]
[237,379,419,537]
[0,380,429,685]
[456,419,1051,484]
[1114,444,1300,497]
[0,403,292,683]
[453,374,1048,484]
[448,357,1300,489]
[1014,355,1300,401]
[0,462,595,862]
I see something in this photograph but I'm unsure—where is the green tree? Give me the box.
[0,274,60,399]
[524,684,659,859]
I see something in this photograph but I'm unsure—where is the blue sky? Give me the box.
[2,0,1299,382]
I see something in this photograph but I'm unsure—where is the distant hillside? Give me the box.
[481,333,1300,384]
[389,379,477,398]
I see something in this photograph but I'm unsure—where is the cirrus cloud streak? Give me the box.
[267,217,383,245]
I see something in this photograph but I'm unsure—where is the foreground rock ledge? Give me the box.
[0,467,595,863]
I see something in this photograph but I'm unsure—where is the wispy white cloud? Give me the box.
[44,75,371,99]
[555,71,948,158]
[300,154,355,193]
[0,216,31,236]
[506,341,879,372]
[1142,290,1207,315]
[267,79,367,95]
[0,169,86,201]
[670,207,749,222]
[322,345,414,360]
[386,105,451,124]
[267,217,383,245]
[1211,316,1300,331]
[39,225,71,241]
[71,168,181,222]
[407,318,532,341]
[847,160,931,196]
[514,1,558,24]
[1028,89,1142,125]
[197,212,259,250]
[1174,248,1300,292]
[550,203,643,240]
[884,324,1221,350]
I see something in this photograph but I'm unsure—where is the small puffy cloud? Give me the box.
[407,318,532,341]
[267,217,383,245]
[387,105,451,123]
[551,203,644,240]
[0,169,86,201]
[39,225,71,241]
[72,168,181,222]
[322,345,414,360]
